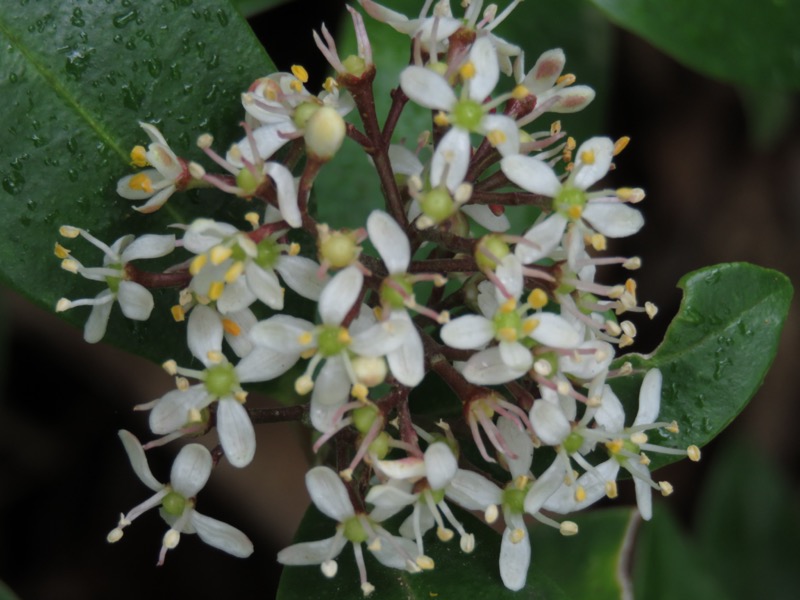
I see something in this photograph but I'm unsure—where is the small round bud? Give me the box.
[305,106,346,160]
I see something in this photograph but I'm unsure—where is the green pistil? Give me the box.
[380,274,413,310]
[368,432,391,460]
[204,362,239,397]
[317,325,350,357]
[352,404,379,434]
[493,310,523,341]
[428,488,446,504]
[161,491,187,516]
[106,262,123,293]
[255,237,281,269]
[343,55,367,77]
[563,431,584,455]
[293,102,319,129]
[236,167,261,196]
[319,232,358,268]
[343,515,369,544]
[554,185,587,219]
[419,188,454,224]
[475,235,510,270]
[502,484,530,514]
[452,99,484,130]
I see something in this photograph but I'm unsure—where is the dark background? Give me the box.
[1,0,797,598]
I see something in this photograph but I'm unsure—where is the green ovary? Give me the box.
[452,99,484,130]
[255,237,281,269]
[204,362,239,397]
[380,274,413,309]
[317,325,350,357]
[343,515,369,543]
[161,491,187,516]
[420,188,454,223]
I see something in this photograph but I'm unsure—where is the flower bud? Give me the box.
[304,106,346,161]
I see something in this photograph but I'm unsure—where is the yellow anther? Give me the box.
[510,528,525,544]
[645,302,658,319]
[624,256,642,270]
[560,521,579,536]
[580,149,596,165]
[61,258,79,274]
[416,555,435,570]
[176,376,190,391]
[606,439,623,454]
[556,73,576,86]
[511,84,529,100]
[459,61,476,80]
[514,475,530,490]
[639,452,651,466]
[130,145,148,167]
[289,79,303,92]
[605,480,618,499]
[59,225,81,238]
[499,297,517,313]
[591,233,607,251]
[206,350,224,364]
[487,129,507,147]
[234,390,248,403]
[567,205,583,219]
[53,242,70,259]
[288,242,301,256]
[300,348,316,359]
[527,289,548,309]
[659,481,674,496]
[55,298,71,312]
[210,245,233,265]
[351,383,369,401]
[291,64,309,83]
[323,76,336,93]
[666,420,680,434]
[244,212,260,228]
[208,281,225,301]
[565,136,577,151]
[497,327,517,342]
[186,408,203,425]
[189,254,207,275]
[522,318,540,335]
[550,120,562,136]
[625,278,637,295]
[128,172,154,194]
[367,537,382,552]
[687,445,701,462]
[437,527,454,542]
[630,432,648,445]
[605,320,622,336]
[337,328,352,344]
[485,504,499,524]
[613,136,630,155]
[162,360,178,375]
[437,310,451,324]
[222,318,242,336]
[575,485,587,502]
[224,261,244,284]
[433,111,450,127]
[171,305,186,322]
[338,468,353,482]
[298,331,314,346]
[619,334,634,348]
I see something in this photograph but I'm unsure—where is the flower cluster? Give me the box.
[55,1,700,594]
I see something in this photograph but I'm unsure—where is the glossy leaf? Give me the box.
[530,507,637,600]
[610,263,793,470]
[232,0,291,18]
[589,0,800,90]
[0,0,274,362]
[277,504,568,599]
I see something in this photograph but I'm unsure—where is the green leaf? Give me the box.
[0,0,274,362]
[231,0,291,18]
[0,579,21,600]
[531,507,637,600]
[633,505,728,600]
[610,263,793,470]
[695,440,800,600]
[588,0,800,90]
[277,504,568,599]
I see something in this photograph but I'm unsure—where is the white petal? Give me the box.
[498,341,533,372]
[276,255,328,300]
[544,459,620,514]
[496,417,533,479]
[529,313,580,348]
[446,470,502,510]
[120,234,176,262]
[117,281,154,321]
[217,276,257,314]
[530,400,570,446]
[278,535,347,565]
[399,505,435,539]
[310,358,350,431]
[477,280,500,317]
[468,37,499,101]
[524,460,567,515]
[191,511,254,557]
[386,319,425,387]
[400,66,456,111]
[501,155,561,197]
[183,219,237,254]
[461,204,510,232]
[83,291,114,343]
[635,368,662,426]
[217,398,256,468]
[249,315,313,353]
[319,266,362,325]
[365,483,417,509]
[350,319,409,357]
[431,128,470,192]
[369,534,419,570]
[515,213,567,265]
[188,305,224,366]
[376,457,427,481]
[236,345,299,383]
[630,465,653,521]
[149,386,209,435]
[559,340,613,379]
[500,515,530,592]
[118,430,162,491]
[480,114,519,157]
[440,315,494,349]
[264,162,301,227]
[387,144,423,176]
[424,442,458,490]
[462,347,528,385]
[495,254,523,300]
[224,309,256,358]
[549,85,596,113]
[582,202,644,238]
[306,466,354,522]
[367,210,410,273]
[233,123,294,165]
[170,443,212,496]
[523,48,565,93]
[245,262,284,310]
[116,169,161,200]
[594,385,625,432]
[572,137,614,190]
[132,185,176,214]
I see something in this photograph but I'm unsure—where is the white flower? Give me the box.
[117,122,187,213]
[107,430,253,564]
[55,227,175,343]
[278,466,420,596]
